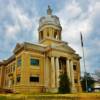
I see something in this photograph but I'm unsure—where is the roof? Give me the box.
[50,42,75,53]
[4,55,15,64]
[40,37,65,44]
[0,40,81,65]
[44,42,81,59]
[0,55,15,66]
[0,62,3,66]
[13,42,47,54]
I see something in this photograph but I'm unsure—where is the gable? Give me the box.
[13,43,22,53]
[51,43,75,53]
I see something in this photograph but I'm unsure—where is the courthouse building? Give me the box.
[0,6,81,93]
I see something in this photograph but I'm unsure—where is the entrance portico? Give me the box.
[49,56,76,92]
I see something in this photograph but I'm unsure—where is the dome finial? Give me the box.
[47,5,52,15]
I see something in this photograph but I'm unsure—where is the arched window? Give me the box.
[47,32,49,37]
[47,29,49,37]
[54,30,57,39]
[40,31,43,40]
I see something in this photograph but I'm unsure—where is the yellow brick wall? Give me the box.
[14,50,45,93]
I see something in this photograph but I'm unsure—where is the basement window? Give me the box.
[16,75,21,83]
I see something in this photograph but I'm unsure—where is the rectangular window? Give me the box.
[74,79,78,83]
[8,68,10,73]
[30,76,39,82]
[12,79,14,85]
[11,66,13,72]
[17,57,21,67]
[30,58,39,66]
[6,69,8,73]
[13,64,15,71]
[16,75,20,83]
[73,64,77,71]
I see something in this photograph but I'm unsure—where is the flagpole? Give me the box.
[80,32,88,92]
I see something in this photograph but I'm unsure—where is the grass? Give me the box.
[0,96,6,100]
[0,92,100,100]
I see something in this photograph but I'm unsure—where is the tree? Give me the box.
[95,70,100,80]
[81,72,95,92]
[58,72,70,93]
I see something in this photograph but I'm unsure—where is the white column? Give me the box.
[51,57,56,88]
[70,60,76,92]
[66,59,70,80]
[45,57,49,89]
[55,57,59,88]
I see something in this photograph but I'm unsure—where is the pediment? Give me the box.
[52,43,75,53]
[13,43,21,53]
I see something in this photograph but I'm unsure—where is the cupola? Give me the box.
[38,6,62,42]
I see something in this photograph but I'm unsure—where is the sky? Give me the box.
[0,0,100,74]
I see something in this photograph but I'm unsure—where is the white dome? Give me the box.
[38,6,61,31]
[39,15,61,26]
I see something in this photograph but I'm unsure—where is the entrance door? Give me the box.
[59,57,66,74]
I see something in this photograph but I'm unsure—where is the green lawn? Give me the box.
[0,92,100,100]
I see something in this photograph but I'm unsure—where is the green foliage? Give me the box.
[81,72,95,92]
[95,70,100,77]
[0,96,6,100]
[58,72,70,94]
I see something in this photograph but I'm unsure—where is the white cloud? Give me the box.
[66,0,82,18]
[56,0,100,73]
[8,3,33,29]
[14,8,33,29]
[4,0,38,41]
[0,0,38,60]
[5,25,20,39]
[57,0,92,52]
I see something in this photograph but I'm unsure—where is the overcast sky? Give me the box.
[0,0,100,74]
